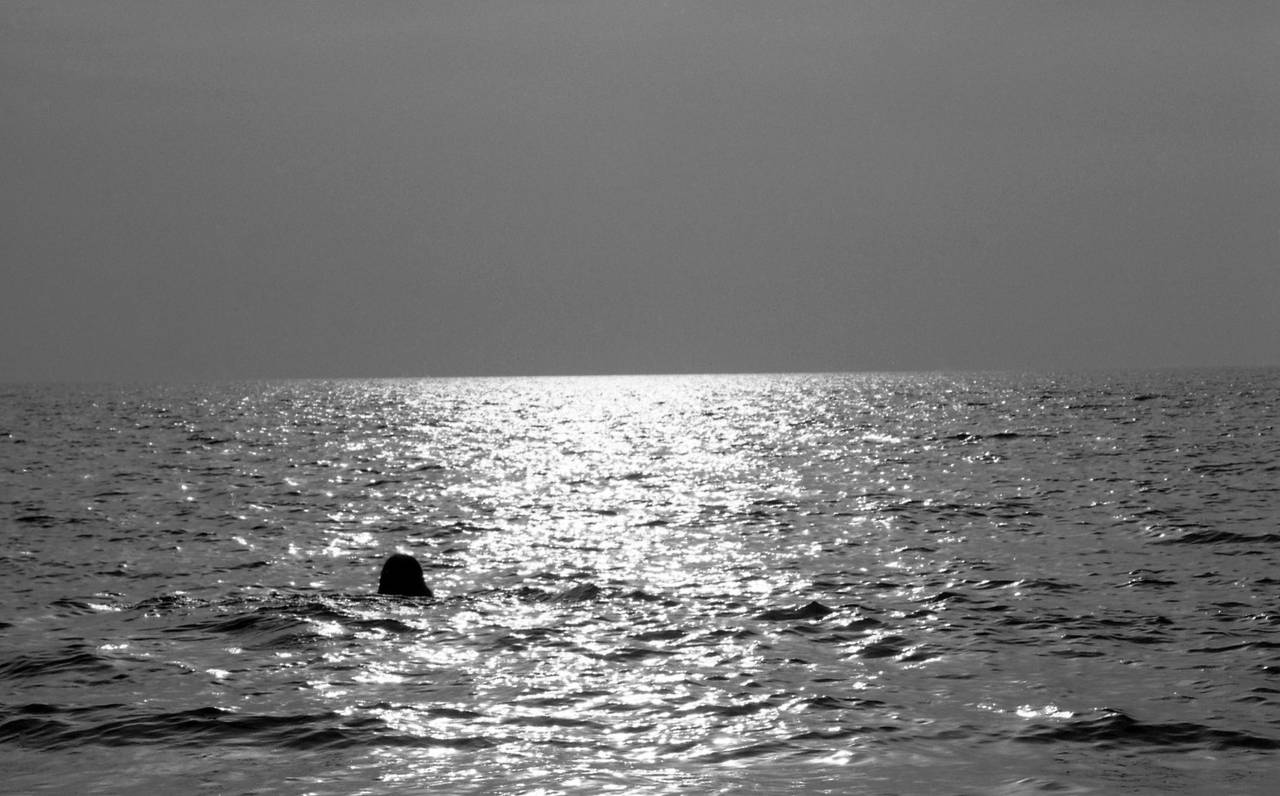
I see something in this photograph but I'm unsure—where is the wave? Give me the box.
[0,648,117,681]
[0,703,496,751]
[1153,530,1280,546]
[1015,709,1279,750]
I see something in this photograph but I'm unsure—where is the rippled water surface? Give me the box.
[2,370,1278,794]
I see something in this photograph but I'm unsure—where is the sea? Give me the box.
[1,369,1277,794]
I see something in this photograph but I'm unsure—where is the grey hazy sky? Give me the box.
[4,1,1278,381]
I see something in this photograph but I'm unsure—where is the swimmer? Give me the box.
[377,553,433,597]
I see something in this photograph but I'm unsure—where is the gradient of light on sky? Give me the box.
[3,1,1278,381]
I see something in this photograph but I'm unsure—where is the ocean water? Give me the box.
[1,369,1277,794]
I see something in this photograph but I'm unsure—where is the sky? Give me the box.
[3,1,1278,381]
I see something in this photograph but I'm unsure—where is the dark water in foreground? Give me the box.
[2,370,1277,794]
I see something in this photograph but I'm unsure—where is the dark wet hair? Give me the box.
[378,553,432,597]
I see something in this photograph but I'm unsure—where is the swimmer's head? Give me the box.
[378,553,432,597]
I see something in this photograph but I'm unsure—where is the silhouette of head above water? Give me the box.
[378,553,433,597]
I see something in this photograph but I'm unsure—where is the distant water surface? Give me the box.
[1,370,1277,794]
